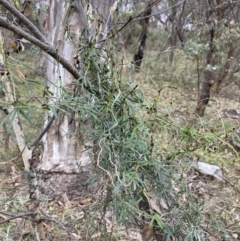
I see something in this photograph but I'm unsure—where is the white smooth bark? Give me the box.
[38,0,114,172]
[0,31,31,170]
[38,0,89,172]
[4,82,32,170]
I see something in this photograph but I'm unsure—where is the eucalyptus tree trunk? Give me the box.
[36,0,114,193]
[38,0,90,173]
[0,0,114,196]
[0,1,114,238]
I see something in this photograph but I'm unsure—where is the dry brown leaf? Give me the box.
[72,211,84,219]
[145,191,162,215]
[159,198,168,210]
[230,208,236,214]
[79,198,92,205]
[91,232,101,238]
[0,213,7,220]
[62,193,71,208]
[21,38,30,44]
[16,68,25,82]
[141,225,154,241]
[180,193,188,204]
[57,201,64,206]
[11,165,16,175]
[22,1,32,17]
[69,200,79,207]
[36,221,45,241]
[72,233,82,239]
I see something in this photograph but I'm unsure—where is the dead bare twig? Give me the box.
[40,212,80,241]
[0,211,37,225]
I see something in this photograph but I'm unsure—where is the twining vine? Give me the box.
[61,38,208,240]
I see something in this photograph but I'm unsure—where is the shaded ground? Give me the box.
[1,78,240,240]
[0,46,240,239]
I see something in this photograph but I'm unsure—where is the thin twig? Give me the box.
[0,17,80,80]
[41,213,79,241]
[30,115,56,149]
[0,211,36,225]
[8,56,51,83]
[0,0,47,43]
[118,0,186,24]
[97,0,163,44]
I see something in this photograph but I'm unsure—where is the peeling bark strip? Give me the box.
[2,76,32,170]
[0,26,55,170]
[0,31,31,170]
[133,2,152,72]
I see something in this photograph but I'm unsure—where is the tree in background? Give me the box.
[133,0,153,72]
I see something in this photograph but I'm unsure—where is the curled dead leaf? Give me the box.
[144,191,162,215]
[79,198,92,205]
[159,198,168,210]
[16,68,25,82]
[141,225,154,241]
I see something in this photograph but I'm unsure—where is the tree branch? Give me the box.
[118,0,186,24]
[0,211,37,225]
[97,0,186,45]
[0,17,80,80]
[0,0,47,43]
[97,0,164,44]
[30,115,55,149]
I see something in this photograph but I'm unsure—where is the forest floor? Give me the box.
[0,50,240,240]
